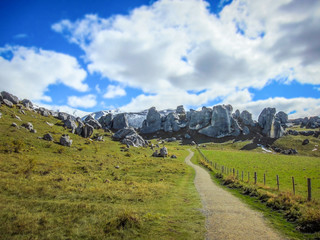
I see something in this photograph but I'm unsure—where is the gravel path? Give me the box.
[185,149,286,240]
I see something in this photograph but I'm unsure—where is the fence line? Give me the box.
[196,147,313,201]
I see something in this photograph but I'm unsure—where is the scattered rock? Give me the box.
[21,122,33,131]
[30,129,37,133]
[302,139,309,145]
[46,122,54,127]
[171,155,177,159]
[15,115,22,121]
[159,147,168,157]
[11,122,18,128]
[115,165,120,169]
[1,91,19,104]
[38,107,52,117]
[21,99,33,109]
[113,127,146,147]
[43,133,54,141]
[3,99,13,108]
[60,134,72,147]
[166,137,177,142]
[19,110,26,115]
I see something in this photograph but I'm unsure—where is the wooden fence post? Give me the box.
[241,171,243,181]
[236,170,239,179]
[233,168,235,176]
[292,177,295,195]
[254,172,257,184]
[276,175,279,191]
[307,178,312,201]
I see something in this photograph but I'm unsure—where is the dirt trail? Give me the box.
[185,150,285,240]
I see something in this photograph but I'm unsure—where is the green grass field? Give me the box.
[200,148,320,200]
[0,104,205,239]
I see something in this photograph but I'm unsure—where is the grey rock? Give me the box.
[166,137,177,142]
[258,108,284,138]
[302,139,309,145]
[141,107,161,133]
[81,124,94,138]
[64,116,77,132]
[159,147,168,157]
[30,129,37,133]
[1,91,19,104]
[184,133,191,139]
[11,122,18,128]
[85,118,102,129]
[287,129,299,136]
[305,116,320,129]
[188,107,212,130]
[0,93,3,102]
[276,111,288,124]
[57,112,70,121]
[233,109,241,119]
[99,113,113,129]
[163,112,180,132]
[21,99,33,109]
[21,122,33,131]
[75,121,85,136]
[15,115,22,121]
[0,112,2,119]
[176,105,186,114]
[3,99,13,108]
[19,110,26,115]
[43,133,54,141]
[199,105,241,138]
[191,141,196,145]
[243,126,250,135]
[113,127,146,147]
[171,155,177,159]
[240,110,254,126]
[60,134,72,147]
[112,113,129,130]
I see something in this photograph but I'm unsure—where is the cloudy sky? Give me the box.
[0,0,319,118]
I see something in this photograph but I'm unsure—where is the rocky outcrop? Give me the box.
[60,134,72,147]
[21,99,33,109]
[3,99,13,108]
[140,107,161,133]
[113,127,146,147]
[159,147,168,157]
[176,105,185,114]
[84,116,102,129]
[64,116,77,132]
[81,124,94,138]
[258,108,284,138]
[112,113,129,130]
[276,111,288,125]
[99,113,113,129]
[240,110,254,126]
[199,105,241,138]
[163,112,180,132]
[37,107,52,117]
[188,107,212,130]
[1,91,19,104]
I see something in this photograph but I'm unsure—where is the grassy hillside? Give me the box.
[0,104,205,239]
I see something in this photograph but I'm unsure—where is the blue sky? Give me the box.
[0,0,319,118]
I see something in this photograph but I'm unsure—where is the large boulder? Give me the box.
[163,112,180,132]
[113,127,146,147]
[240,110,254,126]
[159,147,168,157]
[140,107,161,133]
[305,116,320,129]
[85,118,102,129]
[258,108,284,138]
[188,107,212,130]
[57,112,70,121]
[21,122,33,131]
[276,111,288,125]
[99,113,113,129]
[21,99,33,109]
[38,107,52,117]
[176,105,186,114]
[3,99,13,108]
[64,116,77,132]
[60,134,72,147]
[1,91,19,104]
[81,124,94,138]
[112,113,129,130]
[199,105,241,138]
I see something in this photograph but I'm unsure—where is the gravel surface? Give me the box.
[185,150,286,240]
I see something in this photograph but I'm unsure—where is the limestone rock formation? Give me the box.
[1,91,19,104]
[99,113,113,129]
[3,99,13,108]
[276,111,288,125]
[21,122,33,131]
[176,105,186,114]
[140,107,161,133]
[199,105,241,138]
[240,110,254,126]
[112,113,129,130]
[64,116,77,132]
[81,124,94,138]
[258,108,284,138]
[113,127,146,147]
[188,107,212,130]
[163,112,180,132]
[60,134,72,147]
[21,99,33,109]
[84,116,102,129]
[159,147,168,157]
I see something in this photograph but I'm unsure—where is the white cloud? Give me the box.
[52,0,320,114]
[67,94,97,108]
[103,85,126,99]
[0,45,88,101]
